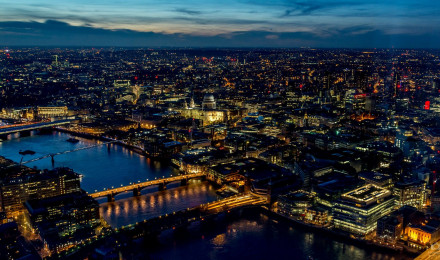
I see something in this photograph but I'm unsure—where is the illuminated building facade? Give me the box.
[24,191,100,253]
[393,179,426,210]
[277,191,314,217]
[0,168,81,215]
[304,207,331,226]
[333,184,395,236]
[406,221,440,249]
[177,94,228,126]
[37,106,68,118]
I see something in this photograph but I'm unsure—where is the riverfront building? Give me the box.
[24,191,100,253]
[0,167,81,215]
[37,106,68,119]
[406,220,440,249]
[333,184,395,236]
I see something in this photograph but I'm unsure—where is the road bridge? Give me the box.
[0,120,72,137]
[89,172,206,202]
[414,241,440,260]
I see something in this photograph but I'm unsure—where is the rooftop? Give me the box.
[341,184,392,206]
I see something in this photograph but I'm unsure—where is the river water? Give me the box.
[0,131,173,192]
[0,131,413,259]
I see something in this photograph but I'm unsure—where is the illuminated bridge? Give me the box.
[414,241,440,260]
[57,193,268,258]
[89,172,206,202]
[200,193,268,214]
[0,120,72,137]
[115,193,268,237]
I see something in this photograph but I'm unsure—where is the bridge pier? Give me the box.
[158,183,167,191]
[19,130,31,137]
[107,193,115,202]
[180,178,188,186]
[38,127,53,134]
[50,155,55,167]
[133,188,141,196]
[0,134,8,141]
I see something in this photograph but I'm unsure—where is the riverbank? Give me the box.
[265,208,420,258]
[54,127,147,156]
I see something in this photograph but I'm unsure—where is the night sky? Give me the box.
[1,0,439,48]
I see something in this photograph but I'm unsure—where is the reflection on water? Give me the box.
[146,210,412,260]
[100,181,219,227]
[0,131,173,192]
[0,131,414,260]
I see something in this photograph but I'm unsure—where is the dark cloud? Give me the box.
[174,8,202,16]
[279,1,364,17]
[0,20,439,48]
[280,3,323,17]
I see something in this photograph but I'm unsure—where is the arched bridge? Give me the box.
[89,172,206,202]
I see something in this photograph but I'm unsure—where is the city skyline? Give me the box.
[1,0,440,48]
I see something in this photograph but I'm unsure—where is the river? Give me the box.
[0,131,173,192]
[0,131,413,259]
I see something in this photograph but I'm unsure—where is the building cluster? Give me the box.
[2,48,440,255]
[0,157,104,256]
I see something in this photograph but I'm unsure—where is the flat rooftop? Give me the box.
[342,184,391,206]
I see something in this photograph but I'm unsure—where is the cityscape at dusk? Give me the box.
[1,0,440,47]
[1,1,440,260]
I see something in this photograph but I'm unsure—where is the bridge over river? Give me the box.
[115,193,268,238]
[89,172,207,202]
[0,120,72,137]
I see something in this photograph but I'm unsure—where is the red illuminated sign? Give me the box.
[424,101,430,110]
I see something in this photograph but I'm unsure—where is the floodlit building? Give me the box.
[406,220,440,249]
[37,106,68,118]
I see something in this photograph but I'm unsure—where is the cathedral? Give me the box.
[179,93,226,126]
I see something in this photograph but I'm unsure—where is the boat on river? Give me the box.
[19,150,36,155]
